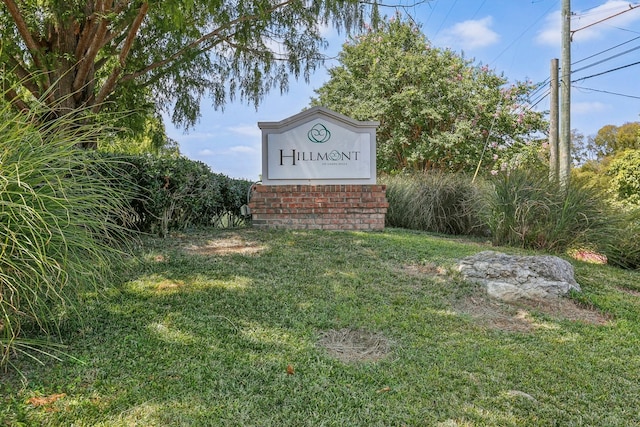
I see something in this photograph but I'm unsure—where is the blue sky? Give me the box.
[164,0,640,180]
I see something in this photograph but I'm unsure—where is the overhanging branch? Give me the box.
[120,0,296,83]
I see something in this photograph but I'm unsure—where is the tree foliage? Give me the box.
[0,0,366,145]
[311,16,547,174]
[574,122,640,207]
[99,113,181,156]
[607,149,640,207]
[593,122,640,158]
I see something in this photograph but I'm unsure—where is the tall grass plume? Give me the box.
[0,100,136,368]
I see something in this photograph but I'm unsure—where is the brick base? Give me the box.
[248,184,388,230]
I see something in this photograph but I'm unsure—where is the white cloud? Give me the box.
[438,16,500,50]
[535,11,561,46]
[536,1,640,46]
[228,125,261,138]
[571,101,610,115]
[229,145,256,153]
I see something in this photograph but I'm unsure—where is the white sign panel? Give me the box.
[267,119,371,180]
[259,107,378,185]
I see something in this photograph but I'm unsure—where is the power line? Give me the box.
[572,59,640,83]
[470,0,487,20]
[528,78,551,100]
[574,2,638,18]
[490,0,559,64]
[433,0,458,37]
[607,26,640,35]
[424,0,438,27]
[577,3,611,14]
[529,89,551,109]
[570,3,640,39]
[573,85,640,100]
[564,4,640,104]
[572,43,640,73]
[572,35,640,66]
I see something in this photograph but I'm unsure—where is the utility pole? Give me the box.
[559,0,571,188]
[549,58,559,182]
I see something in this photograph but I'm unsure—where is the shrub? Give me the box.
[94,154,253,236]
[382,172,487,235]
[0,106,135,367]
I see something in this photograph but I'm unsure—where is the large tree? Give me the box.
[311,16,547,174]
[0,0,367,146]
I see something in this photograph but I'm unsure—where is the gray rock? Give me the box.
[458,251,581,301]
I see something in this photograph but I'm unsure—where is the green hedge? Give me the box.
[92,154,254,236]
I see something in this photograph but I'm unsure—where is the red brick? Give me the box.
[249,184,388,230]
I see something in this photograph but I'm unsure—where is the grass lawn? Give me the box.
[2,227,639,426]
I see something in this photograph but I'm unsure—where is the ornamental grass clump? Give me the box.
[382,172,487,236]
[0,103,136,368]
[483,169,616,253]
[603,207,640,270]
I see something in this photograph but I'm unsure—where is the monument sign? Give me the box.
[249,106,388,230]
[258,107,378,185]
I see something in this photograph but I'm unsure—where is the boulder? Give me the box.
[458,251,581,301]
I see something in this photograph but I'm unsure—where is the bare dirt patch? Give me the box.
[183,234,266,256]
[317,328,391,363]
[454,294,611,332]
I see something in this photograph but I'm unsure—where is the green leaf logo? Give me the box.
[308,123,331,143]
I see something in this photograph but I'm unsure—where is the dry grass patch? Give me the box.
[401,262,448,277]
[317,328,392,363]
[183,233,266,256]
[401,261,611,331]
[155,279,187,291]
[525,298,612,325]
